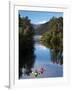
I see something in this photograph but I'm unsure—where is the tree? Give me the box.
[19,15,35,78]
[19,14,22,27]
[40,17,63,64]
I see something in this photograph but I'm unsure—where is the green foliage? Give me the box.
[40,17,63,64]
[19,14,22,27]
[49,16,63,31]
[40,32,52,48]
[19,27,23,34]
[19,14,35,78]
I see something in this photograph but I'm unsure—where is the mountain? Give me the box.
[32,24,41,30]
[32,21,50,35]
[32,17,63,35]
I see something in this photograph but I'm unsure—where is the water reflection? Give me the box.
[34,43,51,65]
[20,38,63,79]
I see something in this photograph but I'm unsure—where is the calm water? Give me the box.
[21,36,63,79]
[34,43,51,66]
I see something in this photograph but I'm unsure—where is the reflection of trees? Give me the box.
[40,17,63,65]
[19,14,35,78]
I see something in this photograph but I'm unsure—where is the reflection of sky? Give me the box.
[21,44,63,79]
[34,44,51,65]
[19,10,63,24]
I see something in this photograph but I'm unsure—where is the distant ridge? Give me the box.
[32,21,50,35]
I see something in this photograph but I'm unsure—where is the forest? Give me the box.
[19,14,63,78]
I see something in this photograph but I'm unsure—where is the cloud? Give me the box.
[38,20,47,24]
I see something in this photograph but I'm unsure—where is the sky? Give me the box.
[19,10,63,24]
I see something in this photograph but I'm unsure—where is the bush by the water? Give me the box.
[19,15,35,78]
[40,17,63,65]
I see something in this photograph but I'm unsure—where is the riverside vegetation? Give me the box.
[19,14,63,78]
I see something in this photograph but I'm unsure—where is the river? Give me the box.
[34,35,51,65]
[21,35,63,79]
[34,43,51,66]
